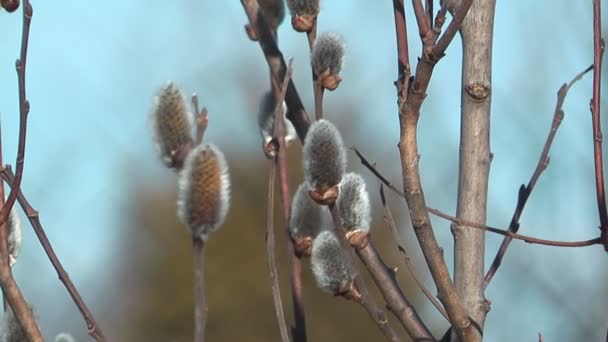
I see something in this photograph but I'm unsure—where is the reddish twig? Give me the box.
[412,0,431,43]
[191,95,208,145]
[484,65,594,287]
[378,183,448,321]
[192,237,207,342]
[265,59,294,342]
[591,0,608,250]
[427,207,601,248]
[392,0,411,101]
[0,0,32,229]
[1,167,107,341]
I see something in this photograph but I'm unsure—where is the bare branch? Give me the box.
[1,167,107,341]
[192,237,207,342]
[591,0,608,250]
[378,184,448,321]
[191,95,208,145]
[427,207,601,248]
[484,65,594,287]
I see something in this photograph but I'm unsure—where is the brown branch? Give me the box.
[356,242,435,341]
[265,59,294,342]
[427,207,601,248]
[378,184,448,321]
[412,0,431,43]
[192,237,207,342]
[352,146,404,198]
[392,0,411,101]
[0,1,32,230]
[1,167,107,341]
[484,65,594,287]
[191,95,208,145]
[394,1,474,339]
[241,0,311,141]
[327,205,402,342]
[591,0,608,250]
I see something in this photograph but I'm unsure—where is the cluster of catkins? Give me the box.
[150,82,231,243]
[291,120,372,297]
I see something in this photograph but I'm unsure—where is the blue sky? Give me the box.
[0,0,606,340]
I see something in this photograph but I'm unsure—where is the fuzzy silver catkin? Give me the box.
[257,91,296,146]
[311,33,345,78]
[0,307,27,342]
[177,144,231,241]
[286,0,320,16]
[303,119,347,191]
[7,209,21,267]
[54,333,77,342]
[150,82,194,167]
[289,182,323,240]
[258,0,285,30]
[337,173,371,232]
[310,230,357,293]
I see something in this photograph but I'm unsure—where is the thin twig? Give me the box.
[484,65,594,287]
[265,59,294,342]
[191,95,208,145]
[0,116,5,312]
[327,205,402,342]
[1,167,107,341]
[305,18,324,121]
[591,0,608,250]
[352,146,404,197]
[241,0,311,141]
[0,0,32,228]
[427,207,601,247]
[378,184,448,321]
[412,0,431,42]
[192,237,207,342]
[354,148,603,248]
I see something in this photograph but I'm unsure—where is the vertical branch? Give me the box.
[392,0,411,100]
[0,1,32,228]
[591,0,608,249]
[192,238,207,342]
[393,0,475,340]
[266,60,295,342]
[452,0,495,339]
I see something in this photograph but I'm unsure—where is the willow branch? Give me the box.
[241,0,311,141]
[191,95,208,145]
[484,64,594,287]
[327,205,402,342]
[591,0,608,250]
[394,1,474,339]
[378,184,448,321]
[265,59,294,342]
[392,0,411,101]
[427,207,601,247]
[192,238,207,342]
[1,167,107,341]
[0,0,32,229]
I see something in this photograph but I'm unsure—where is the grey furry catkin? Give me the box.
[150,82,194,169]
[311,32,345,78]
[0,308,27,342]
[302,119,346,192]
[177,144,231,242]
[257,91,296,146]
[7,209,21,267]
[286,0,320,16]
[310,230,357,294]
[289,182,323,240]
[54,333,77,342]
[337,173,371,232]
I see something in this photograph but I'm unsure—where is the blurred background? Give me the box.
[0,1,607,341]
